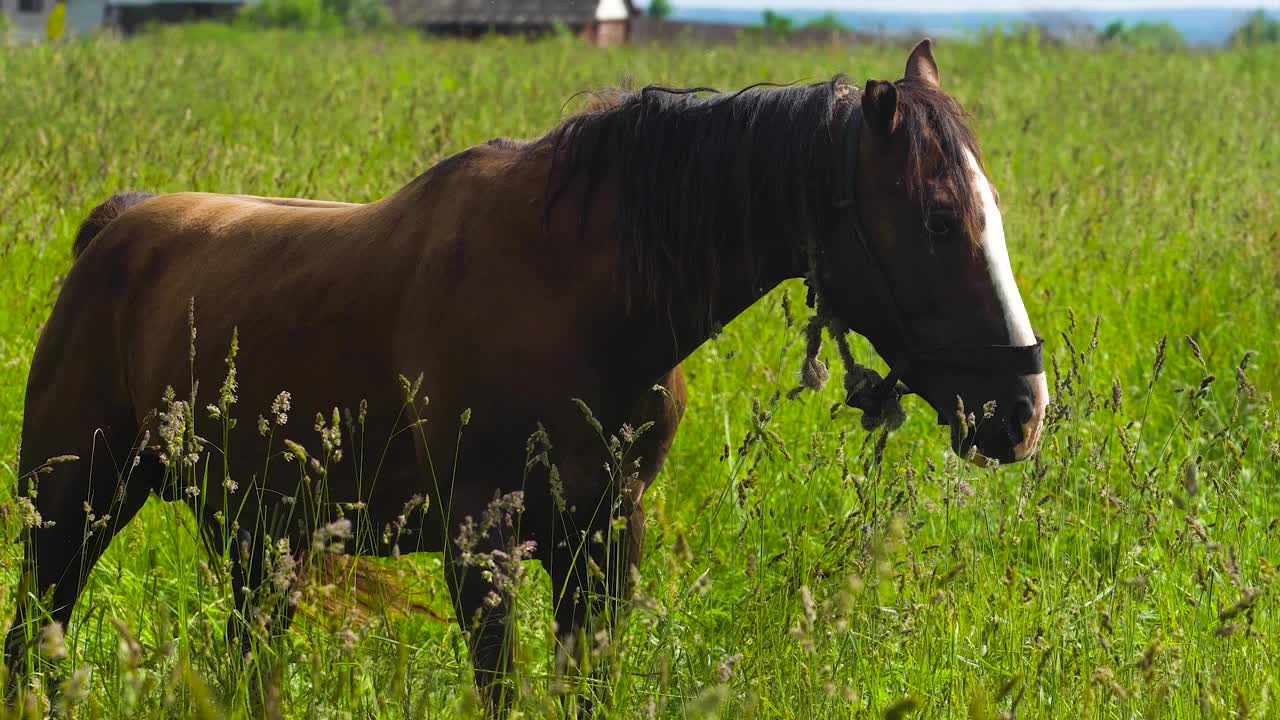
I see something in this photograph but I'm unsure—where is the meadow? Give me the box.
[0,25,1277,719]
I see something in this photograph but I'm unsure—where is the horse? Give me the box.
[5,40,1048,712]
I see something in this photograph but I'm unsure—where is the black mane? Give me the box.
[546,75,983,328]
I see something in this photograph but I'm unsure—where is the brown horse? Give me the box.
[5,40,1047,710]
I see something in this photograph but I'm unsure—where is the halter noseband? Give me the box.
[815,95,1044,424]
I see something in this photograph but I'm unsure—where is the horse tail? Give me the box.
[303,555,452,625]
[72,191,155,259]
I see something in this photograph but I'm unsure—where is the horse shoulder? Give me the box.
[390,140,558,313]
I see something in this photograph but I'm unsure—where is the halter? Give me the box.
[814,96,1044,424]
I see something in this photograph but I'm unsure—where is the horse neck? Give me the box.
[548,82,854,393]
[585,166,813,392]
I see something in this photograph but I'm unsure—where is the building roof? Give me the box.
[389,0,636,26]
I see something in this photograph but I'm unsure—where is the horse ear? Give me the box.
[862,79,900,138]
[904,38,939,86]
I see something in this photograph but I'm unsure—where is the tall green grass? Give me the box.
[0,26,1277,718]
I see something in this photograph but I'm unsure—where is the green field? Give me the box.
[1,26,1278,718]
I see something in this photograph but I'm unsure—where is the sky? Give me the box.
[674,0,1280,9]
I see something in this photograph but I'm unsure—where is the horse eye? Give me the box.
[925,210,958,239]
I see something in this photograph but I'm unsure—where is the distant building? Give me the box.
[628,15,882,48]
[3,0,640,42]
[2,0,241,38]
[2,0,81,36]
[386,0,637,46]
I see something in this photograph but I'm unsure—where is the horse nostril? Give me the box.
[1014,398,1034,425]
[1004,397,1032,440]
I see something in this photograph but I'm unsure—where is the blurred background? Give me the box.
[2,1,1277,718]
[3,0,1279,48]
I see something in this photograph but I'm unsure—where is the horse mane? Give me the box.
[544,74,985,328]
[891,80,987,246]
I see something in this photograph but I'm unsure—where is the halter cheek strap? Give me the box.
[811,95,1045,427]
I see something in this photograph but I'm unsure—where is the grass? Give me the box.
[1,25,1277,719]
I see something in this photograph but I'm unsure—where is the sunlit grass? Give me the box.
[0,25,1277,718]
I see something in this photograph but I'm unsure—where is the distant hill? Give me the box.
[671,6,1277,46]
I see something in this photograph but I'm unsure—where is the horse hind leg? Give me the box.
[446,536,522,716]
[437,490,531,717]
[4,405,154,697]
[213,515,301,717]
[3,422,154,686]
[221,516,305,660]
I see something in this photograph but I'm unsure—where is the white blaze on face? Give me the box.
[964,149,1049,460]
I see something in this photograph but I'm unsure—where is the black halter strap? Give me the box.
[825,97,1044,409]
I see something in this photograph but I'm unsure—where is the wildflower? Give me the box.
[218,328,239,411]
[59,666,91,709]
[312,518,353,554]
[337,626,358,650]
[480,491,525,532]
[716,653,743,682]
[1182,461,1199,498]
[1091,666,1130,699]
[1215,622,1243,637]
[455,493,535,609]
[1218,588,1260,622]
[1136,636,1162,678]
[1184,334,1206,369]
[270,538,297,593]
[16,496,51,529]
[672,532,691,564]
[1235,351,1258,399]
[401,494,427,516]
[572,398,603,435]
[157,388,198,467]
[687,685,729,717]
[111,618,143,670]
[316,408,343,461]
[38,623,67,660]
[799,585,817,626]
[283,439,307,463]
[790,585,818,652]
[692,569,711,595]
[1150,335,1167,386]
[271,391,291,426]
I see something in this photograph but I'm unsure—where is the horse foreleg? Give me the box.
[548,498,645,716]
[447,550,518,716]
